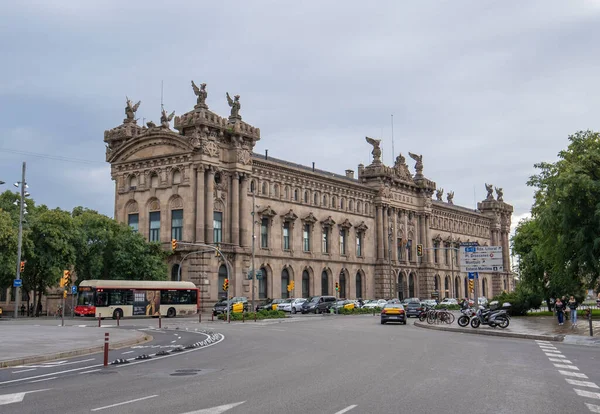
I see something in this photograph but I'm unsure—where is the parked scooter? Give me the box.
[470,302,511,329]
[457,307,477,327]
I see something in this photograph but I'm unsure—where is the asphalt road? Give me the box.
[1,315,600,413]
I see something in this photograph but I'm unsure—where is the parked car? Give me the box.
[301,296,336,314]
[422,299,438,308]
[256,298,285,312]
[331,300,355,312]
[363,299,387,309]
[278,298,306,314]
[213,297,249,316]
[440,298,458,306]
[402,297,421,307]
[380,303,406,325]
[405,301,422,318]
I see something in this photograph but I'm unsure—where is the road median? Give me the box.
[413,320,564,342]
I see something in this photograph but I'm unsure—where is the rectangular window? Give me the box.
[407,239,413,262]
[128,213,139,233]
[445,245,450,265]
[434,243,439,263]
[283,221,290,250]
[303,224,310,252]
[356,233,362,257]
[213,212,223,243]
[322,227,329,253]
[261,218,269,248]
[339,229,346,255]
[171,209,183,241]
[397,238,403,260]
[149,211,160,242]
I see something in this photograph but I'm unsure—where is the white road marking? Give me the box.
[15,358,96,369]
[559,370,588,378]
[12,368,36,374]
[91,395,158,411]
[535,340,551,344]
[546,353,566,358]
[171,340,177,343]
[0,389,51,406]
[554,364,579,370]
[573,389,600,400]
[586,403,600,413]
[565,379,599,389]
[333,405,358,414]
[80,369,101,374]
[29,377,57,383]
[539,346,557,350]
[179,401,245,414]
[549,358,572,364]
[122,351,134,355]
[543,349,561,353]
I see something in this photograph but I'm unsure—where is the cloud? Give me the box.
[1,0,599,222]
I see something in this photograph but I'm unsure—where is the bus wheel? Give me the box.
[167,307,176,318]
[112,309,123,320]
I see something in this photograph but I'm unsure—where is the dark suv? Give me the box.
[301,296,336,314]
[405,301,422,318]
[212,297,249,316]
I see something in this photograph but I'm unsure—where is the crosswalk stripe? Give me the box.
[554,364,579,370]
[558,370,588,378]
[586,403,600,413]
[565,379,599,389]
[549,358,571,364]
[574,389,600,400]
[546,353,566,358]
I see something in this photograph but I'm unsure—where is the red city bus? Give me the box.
[74,280,199,319]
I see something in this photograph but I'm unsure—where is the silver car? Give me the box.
[278,298,306,314]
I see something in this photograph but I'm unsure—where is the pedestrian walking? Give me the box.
[555,298,565,325]
[20,304,25,316]
[567,296,579,327]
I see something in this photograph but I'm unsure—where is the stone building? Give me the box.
[103,84,514,311]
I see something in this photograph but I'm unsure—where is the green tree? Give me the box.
[527,130,600,296]
[0,210,18,289]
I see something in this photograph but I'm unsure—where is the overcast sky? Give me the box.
[1,1,599,236]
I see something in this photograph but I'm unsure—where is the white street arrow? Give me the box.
[0,388,51,406]
[180,401,245,414]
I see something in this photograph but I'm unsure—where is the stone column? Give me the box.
[230,173,240,246]
[419,214,426,263]
[205,167,215,244]
[239,175,250,247]
[392,209,398,262]
[383,206,389,261]
[376,206,384,260]
[195,166,205,243]
[425,215,433,264]
[403,211,409,264]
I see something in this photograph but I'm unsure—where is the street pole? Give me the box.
[388,219,394,299]
[251,190,256,314]
[14,162,26,319]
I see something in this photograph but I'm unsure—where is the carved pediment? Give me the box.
[302,212,318,224]
[433,234,443,243]
[355,221,368,233]
[320,216,336,227]
[281,209,298,222]
[338,218,352,229]
[258,205,277,218]
[110,134,193,163]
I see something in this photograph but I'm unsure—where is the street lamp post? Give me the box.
[387,216,395,299]
[14,162,27,319]
[251,189,256,314]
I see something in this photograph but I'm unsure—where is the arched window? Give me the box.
[332,196,337,208]
[483,278,488,298]
[313,193,318,205]
[434,275,439,291]
[172,169,181,185]
[281,269,290,299]
[302,270,310,298]
[409,273,415,298]
[218,265,227,298]
[250,180,256,193]
[150,173,159,188]
[304,191,309,203]
[341,198,345,210]
[357,201,362,213]
[321,271,329,295]
[262,182,267,195]
[355,272,362,299]
[464,278,469,299]
[259,267,268,299]
[129,175,138,188]
[455,277,460,299]
[274,184,280,197]
[323,194,328,206]
[444,276,450,298]
[349,200,354,211]
[284,186,289,199]
[171,264,180,281]
[339,271,346,298]
[398,273,405,300]
[294,189,299,201]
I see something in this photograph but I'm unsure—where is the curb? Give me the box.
[413,321,564,342]
[0,331,153,368]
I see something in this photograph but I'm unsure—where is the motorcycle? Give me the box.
[470,302,511,329]
[457,307,477,327]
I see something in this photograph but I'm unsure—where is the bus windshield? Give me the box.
[77,291,94,306]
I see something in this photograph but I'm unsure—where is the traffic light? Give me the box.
[60,270,70,288]
[171,239,178,250]
[290,280,295,291]
[63,290,67,299]
[468,280,474,293]
[416,244,423,257]
[286,284,291,292]
[222,278,229,291]
[20,261,25,272]
[335,282,340,292]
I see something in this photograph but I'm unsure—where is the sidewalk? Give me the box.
[414,313,600,346]
[0,324,151,368]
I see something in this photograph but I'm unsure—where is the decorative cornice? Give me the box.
[338,218,353,229]
[355,221,368,233]
[301,212,318,224]
[320,216,336,227]
[281,209,298,222]
[258,205,277,218]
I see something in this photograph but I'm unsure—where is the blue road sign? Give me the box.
[13,279,22,288]
[71,285,77,294]
[468,272,479,280]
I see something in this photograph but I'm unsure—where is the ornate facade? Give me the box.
[104,83,514,311]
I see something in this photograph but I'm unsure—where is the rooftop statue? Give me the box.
[160,108,175,129]
[495,187,504,202]
[365,136,382,165]
[125,96,141,123]
[485,183,494,200]
[408,152,424,177]
[435,188,444,201]
[226,92,241,121]
[446,191,454,204]
[191,80,208,109]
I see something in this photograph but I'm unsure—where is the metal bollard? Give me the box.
[159,312,162,329]
[199,312,201,323]
[103,332,109,366]
[242,312,245,323]
[117,312,120,327]
[211,313,214,322]
[98,313,101,327]
[254,312,257,322]
[588,308,594,337]
[228,312,230,323]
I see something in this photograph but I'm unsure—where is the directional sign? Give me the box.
[460,246,503,272]
[13,279,22,288]
[468,272,479,280]
[460,242,479,247]
[71,285,77,294]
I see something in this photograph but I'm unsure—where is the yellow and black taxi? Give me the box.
[380,303,406,325]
